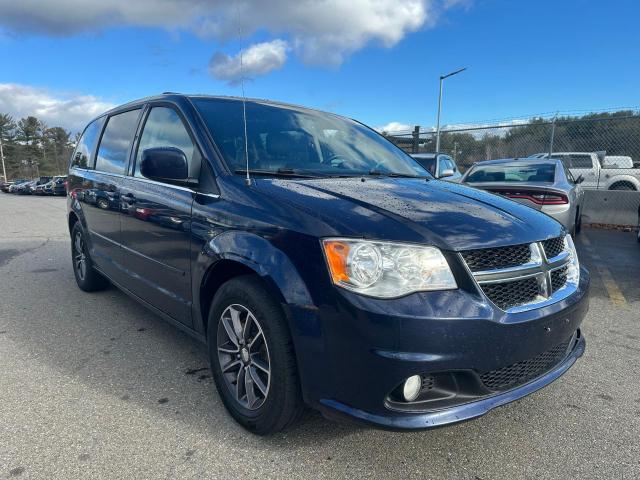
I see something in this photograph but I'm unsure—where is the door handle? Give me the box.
[122,193,136,204]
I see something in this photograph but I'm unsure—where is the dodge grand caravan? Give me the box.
[67,94,589,434]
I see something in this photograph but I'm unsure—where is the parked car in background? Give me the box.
[42,180,54,195]
[67,93,588,435]
[530,151,640,190]
[462,158,584,234]
[1,180,14,192]
[410,152,463,182]
[51,175,68,196]
[25,176,52,195]
[15,180,36,194]
[7,179,29,193]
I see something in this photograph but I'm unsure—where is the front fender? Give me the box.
[192,230,315,333]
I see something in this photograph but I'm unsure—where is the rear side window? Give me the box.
[134,107,200,179]
[71,117,105,169]
[95,109,141,174]
[568,155,592,169]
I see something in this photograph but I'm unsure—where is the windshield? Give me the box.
[465,163,556,183]
[192,98,430,177]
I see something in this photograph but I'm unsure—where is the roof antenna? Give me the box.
[240,50,251,186]
[236,5,251,186]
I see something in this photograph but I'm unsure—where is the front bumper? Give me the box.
[291,267,589,430]
[319,335,585,430]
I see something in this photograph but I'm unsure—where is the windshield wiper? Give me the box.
[234,168,322,178]
[366,169,427,179]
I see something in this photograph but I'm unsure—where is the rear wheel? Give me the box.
[71,222,109,292]
[207,275,304,435]
[609,182,636,191]
[574,208,582,235]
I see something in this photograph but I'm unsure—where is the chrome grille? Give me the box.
[542,237,565,259]
[460,244,531,271]
[460,236,575,312]
[481,277,541,310]
[550,265,568,292]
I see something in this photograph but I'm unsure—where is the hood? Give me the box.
[254,177,564,251]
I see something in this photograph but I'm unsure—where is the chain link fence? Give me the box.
[384,112,640,228]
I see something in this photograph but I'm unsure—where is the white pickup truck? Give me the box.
[530,151,640,190]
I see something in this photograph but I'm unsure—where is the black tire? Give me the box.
[574,209,582,235]
[70,222,109,292]
[207,275,304,435]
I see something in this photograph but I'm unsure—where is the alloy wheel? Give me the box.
[217,304,271,410]
[73,231,87,281]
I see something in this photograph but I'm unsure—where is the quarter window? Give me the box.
[135,107,199,179]
[95,109,141,175]
[71,117,105,169]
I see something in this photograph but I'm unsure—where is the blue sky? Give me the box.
[0,0,638,133]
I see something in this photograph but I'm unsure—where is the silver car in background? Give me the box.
[461,158,584,234]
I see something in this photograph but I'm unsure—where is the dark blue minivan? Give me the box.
[67,94,589,434]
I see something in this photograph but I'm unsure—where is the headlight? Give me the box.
[322,238,457,298]
[564,234,580,286]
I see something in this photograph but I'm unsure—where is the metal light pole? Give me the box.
[435,67,466,152]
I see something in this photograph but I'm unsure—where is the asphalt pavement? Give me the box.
[1,194,638,479]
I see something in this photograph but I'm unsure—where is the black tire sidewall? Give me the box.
[207,276,301,434]
[71,222,108,292]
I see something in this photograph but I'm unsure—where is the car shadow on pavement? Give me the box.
[3,239,362,446]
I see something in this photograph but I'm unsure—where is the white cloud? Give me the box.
[375,121,414,134]
[0,83,114,131]
[0,0,202,35]
[0,1,466,75]
[196,0,430,65]
[209,39,289,85]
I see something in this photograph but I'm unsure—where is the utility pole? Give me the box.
[435,67,467,152]
[0,136,6,182]
[548,115,557,158]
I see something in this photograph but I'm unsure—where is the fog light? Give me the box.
[403,375,422,401]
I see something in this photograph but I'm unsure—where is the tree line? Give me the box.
[0,113,76,180]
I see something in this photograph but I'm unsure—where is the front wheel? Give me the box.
[208,275,304,435]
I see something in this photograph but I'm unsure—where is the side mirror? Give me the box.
[439,168,455,178]
[575,174,584,184]
[140,147,190,183]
